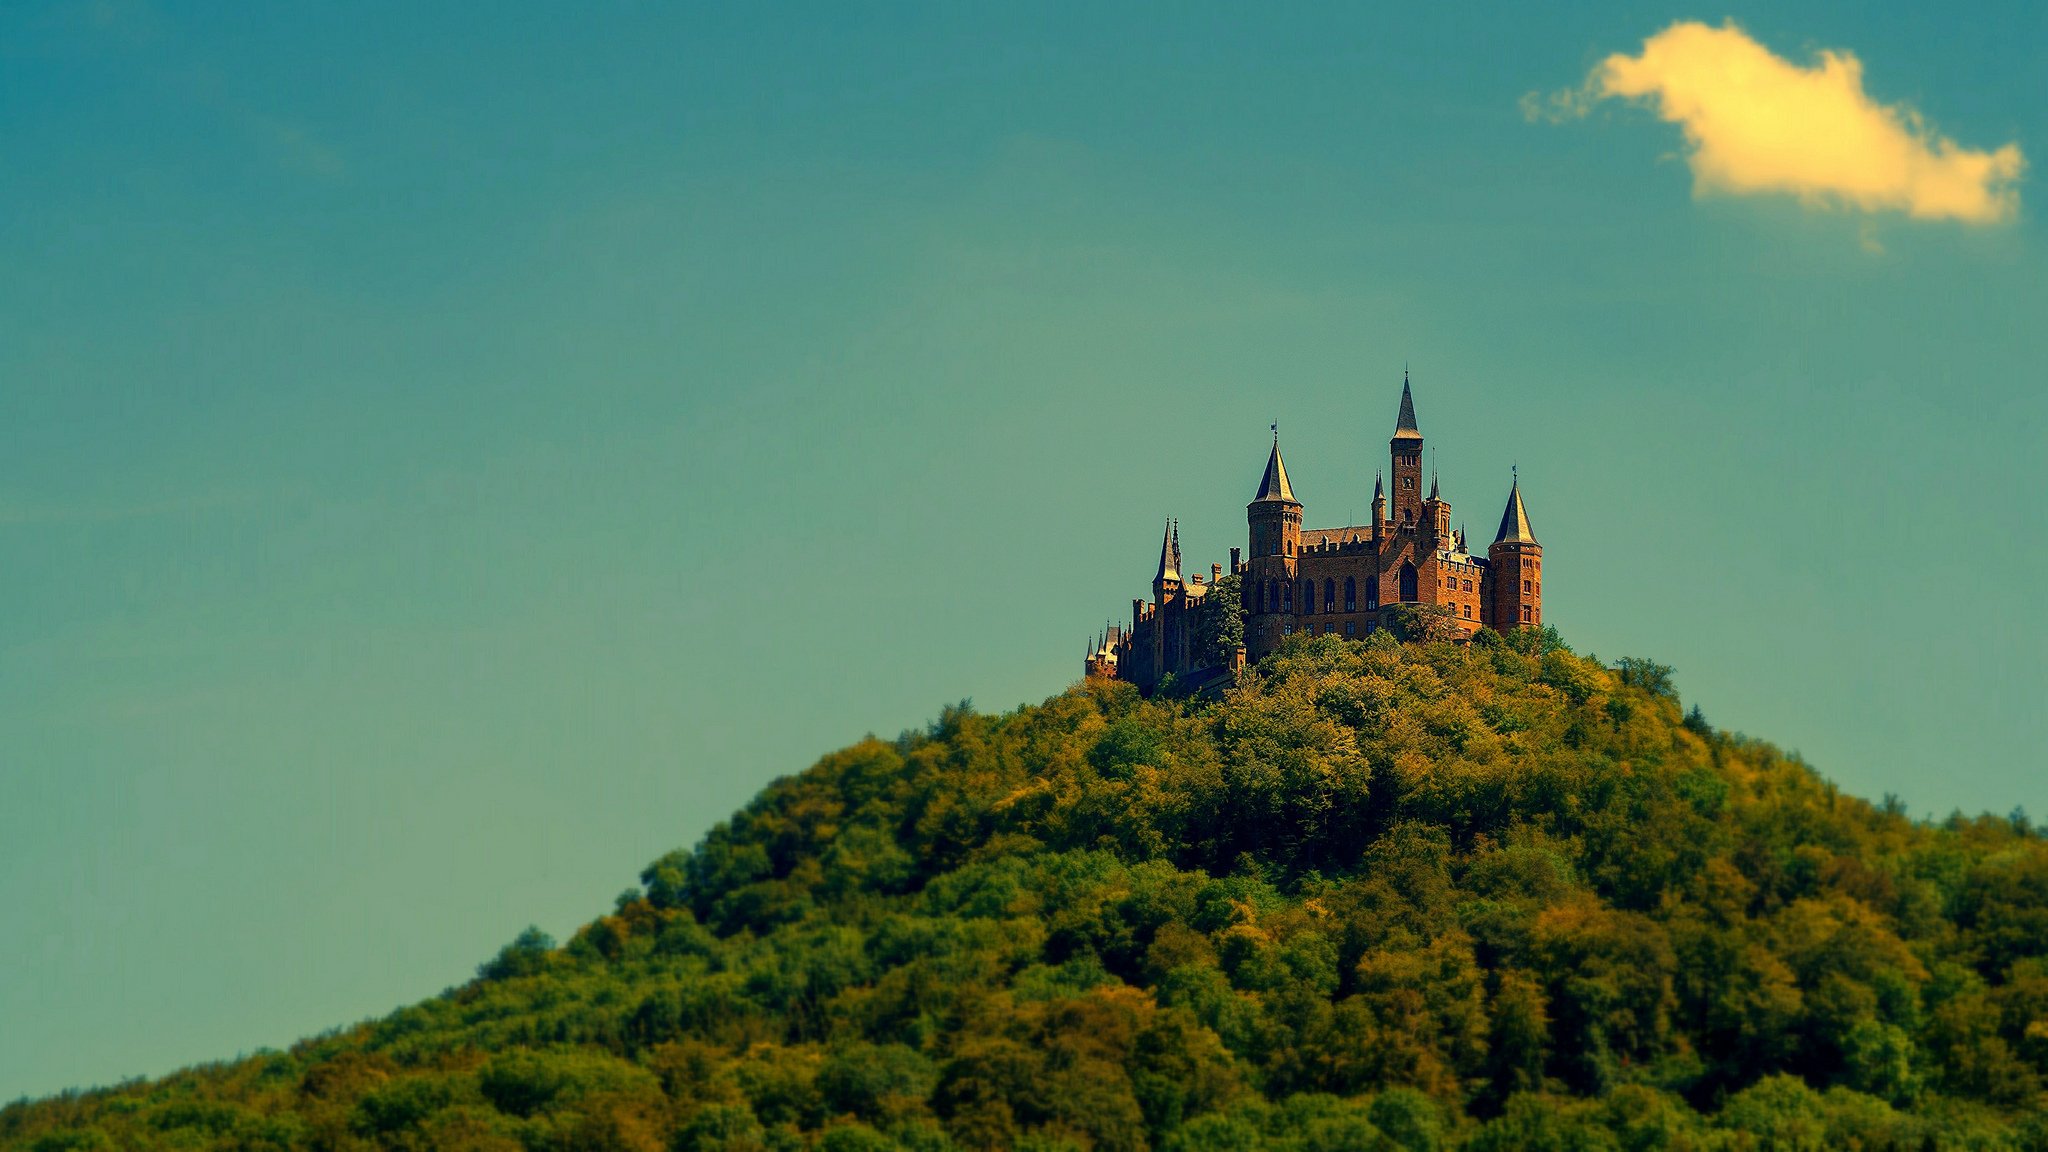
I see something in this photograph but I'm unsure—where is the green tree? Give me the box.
[1193,572,1245,669]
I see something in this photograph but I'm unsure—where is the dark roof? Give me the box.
[1493,479,1538,545]
[1153,518,1182,583]
[1392,376,1422,441]
[1252,440,1297,504]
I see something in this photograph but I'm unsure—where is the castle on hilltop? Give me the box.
[1086,376,1544,693]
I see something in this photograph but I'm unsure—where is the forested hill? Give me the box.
[10,632,2048,1151]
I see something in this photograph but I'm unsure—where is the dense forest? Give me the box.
[9,630,2048,1151]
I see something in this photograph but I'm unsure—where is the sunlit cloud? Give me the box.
[1530,21,2023,224]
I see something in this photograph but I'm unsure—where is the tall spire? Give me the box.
[1373,471,1385,502]
[1170,519,1183,575]
[1429,470,1440,501]
[1253,437,1296,504]
[1154,517,1182,583]
[1393,371,1421,441]
[1492,474,1538,545]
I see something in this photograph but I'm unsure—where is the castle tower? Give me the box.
[1151,518,1186,674]
[1371,471,1387,540]
[1152,517,1183,605]
[1390,374,1425,528]
[1246,434,1302,658]
[1426,470,1453,546]
[1487,474,1543,630]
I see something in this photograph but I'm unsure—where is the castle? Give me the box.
[1087,376,1543,693]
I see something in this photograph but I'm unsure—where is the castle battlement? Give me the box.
[1088,375,1544,694]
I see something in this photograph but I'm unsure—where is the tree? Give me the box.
[12,632,2048,1151]
[1613,657,1677,700]
[1381,602,1460,643]
[1192,572,1244,669]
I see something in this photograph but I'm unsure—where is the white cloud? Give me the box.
[1537,21,2023,224]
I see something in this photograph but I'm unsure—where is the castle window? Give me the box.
[1365,575,1379,610]
[1462,604,1472,619]
[1344,621,1355,637]
[1324,579,1335,611]
[1266,580,1279,613]
[1344,577,1356,612]
[1522,606,1532,622]
[1283,582,1293,611]
[1402,476,1414,490]
[1400,562,1418,603]
[1303,580,1315,613]
[1462,579,1472,592]
[1523,579,1531,593]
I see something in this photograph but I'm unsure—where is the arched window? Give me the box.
[1303,580,1315,613]
[1344,577,1356,612]
[1283,582,1294,611]
[1266,580,1278,614]
[1400,562,1419,603]
[1324,579,1335,612]
[1365,575,1379,610]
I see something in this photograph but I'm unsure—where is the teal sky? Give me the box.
[4,1,2044,1102]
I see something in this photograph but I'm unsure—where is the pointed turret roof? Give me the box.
[1373,471,1385,502]
[1392,372,1422,441]
[1493,476,1538,545]
[1153,518,1182,583]
[1428,471,1440,501]
[1252,437,1297,504]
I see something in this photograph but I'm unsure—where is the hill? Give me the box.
[7,630,2048,1151]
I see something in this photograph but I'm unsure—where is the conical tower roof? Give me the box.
[1492,476,1538,545]
[1252,438,1297,504]
[1153,518,1182,583]
[1392,373,1422,442]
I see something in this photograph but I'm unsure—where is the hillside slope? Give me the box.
[8,631,2048,1151]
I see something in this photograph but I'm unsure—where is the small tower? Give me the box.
[1487,473,1543,630]
[1390,373,1425,528]
[1371,471,1387,539]
[1152,517,1183,606]
[1246,432,1303,660]
[1425,469,1452,545]
[1247,436,1300,560]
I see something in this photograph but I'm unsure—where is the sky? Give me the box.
[3,0,2044,1102]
